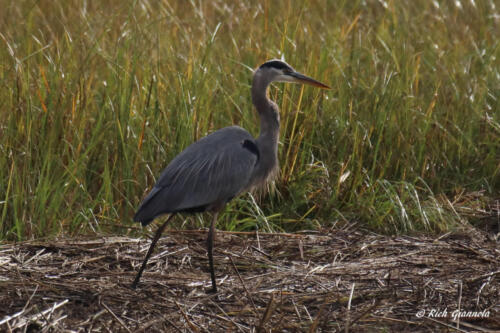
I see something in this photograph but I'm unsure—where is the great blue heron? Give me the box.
[132,59,330,292]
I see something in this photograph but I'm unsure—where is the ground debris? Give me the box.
[1,228,498,332]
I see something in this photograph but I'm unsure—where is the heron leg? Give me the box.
[132,214,175,289]
[206,212,218,293]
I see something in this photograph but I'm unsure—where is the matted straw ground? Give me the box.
[1,226,499,332]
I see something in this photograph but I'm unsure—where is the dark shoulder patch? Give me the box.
[259,60,291,71]
[242,139,260,163]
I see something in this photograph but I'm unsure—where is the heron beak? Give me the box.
[289,71,331,89]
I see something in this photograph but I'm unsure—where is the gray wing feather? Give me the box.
[134,126,258,225]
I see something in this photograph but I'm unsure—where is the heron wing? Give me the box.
[134,126,258,225]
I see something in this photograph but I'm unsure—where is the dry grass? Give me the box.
[1,226,498,332]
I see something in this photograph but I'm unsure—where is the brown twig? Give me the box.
[101,301,132,333]
[257,293,276,333]
[175,301,199,332]
[229,255,257,312]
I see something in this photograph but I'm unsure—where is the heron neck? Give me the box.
[251,76,280,141]
[251,75,280,183]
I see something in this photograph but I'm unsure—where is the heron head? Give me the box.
[257,59,330,89]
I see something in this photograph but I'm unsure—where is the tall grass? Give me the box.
[0,0,498,240]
